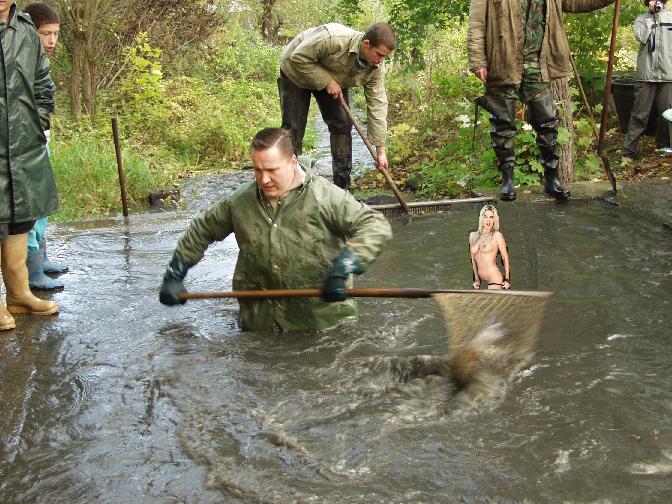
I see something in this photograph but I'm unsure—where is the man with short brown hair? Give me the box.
[279,22,396,190]
[159,128,392,332]
[22,2,69,291]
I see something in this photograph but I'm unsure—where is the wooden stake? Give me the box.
[597,0,622,193]
[111,115,129,217]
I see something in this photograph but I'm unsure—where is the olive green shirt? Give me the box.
[280,23,389,146]
[174,162,392,332]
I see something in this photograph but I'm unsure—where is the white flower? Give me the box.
[522,123,533,131]
[455,114,472,128]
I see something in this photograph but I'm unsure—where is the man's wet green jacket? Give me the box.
[173,163,392,331]
[0,5,58,224]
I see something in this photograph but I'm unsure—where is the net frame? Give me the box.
[432,290,552,386]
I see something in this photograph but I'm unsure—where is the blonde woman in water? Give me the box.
[469,205,510,290]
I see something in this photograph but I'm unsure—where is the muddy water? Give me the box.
[312,107,375,181]
[2,175,672,503]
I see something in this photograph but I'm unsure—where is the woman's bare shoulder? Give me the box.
[468,231,479,242]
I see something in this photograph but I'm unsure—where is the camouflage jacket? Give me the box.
[173,162,392,332]
[468,0,615,86]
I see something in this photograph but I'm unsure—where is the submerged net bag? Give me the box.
[432,290,552,387]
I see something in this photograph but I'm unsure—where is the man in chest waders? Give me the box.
[468,0,615,201]
[159,128,392,332]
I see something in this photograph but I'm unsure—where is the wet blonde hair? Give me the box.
[478,204,500,234]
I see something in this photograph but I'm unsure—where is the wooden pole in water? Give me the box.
[180,288,551,301]
[111,114,129,217]
[597,0,621,194]
[338,97,411,214]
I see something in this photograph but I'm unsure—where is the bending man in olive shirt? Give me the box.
[279,22,396,190]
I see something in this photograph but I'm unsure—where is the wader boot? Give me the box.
[330,133,353,190]
[0,250,16,330]
[527,95,570,200]
[477,95,518,200]
[0,297,15,330]
[28,247,64,291]
[1,234,58,315]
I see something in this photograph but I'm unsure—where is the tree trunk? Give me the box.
[84,1,100,120]
[69,34,84,121]
[550,77,574,184]
[260,0,277,43]
[58,0,101,121]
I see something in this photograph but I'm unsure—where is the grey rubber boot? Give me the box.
[28,249,64,291]
[527,95,570,200]
[40,238,69,275]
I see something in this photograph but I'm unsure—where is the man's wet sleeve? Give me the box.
[174,199,234,265]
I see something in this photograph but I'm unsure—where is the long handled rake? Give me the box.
[339,97,411,214]
[570,53,617,191]
[339,97,496,217]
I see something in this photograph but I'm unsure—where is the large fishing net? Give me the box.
[432,290,552,387]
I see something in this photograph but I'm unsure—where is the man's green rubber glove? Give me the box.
[159,254,193,306]
[322,248,364,302]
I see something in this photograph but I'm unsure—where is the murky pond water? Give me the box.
[2,160,672,501]
[312,109,375,181]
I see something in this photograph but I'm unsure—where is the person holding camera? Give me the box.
[622,0,672,164]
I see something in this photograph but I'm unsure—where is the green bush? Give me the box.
[201,24,281,82]
[121,76,280,168]
[49,133,172,221]
[381,23,591,199]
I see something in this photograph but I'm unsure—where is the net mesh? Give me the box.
[432,291,552,386]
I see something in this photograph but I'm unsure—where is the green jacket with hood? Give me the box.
[0,3,58,224]
[173,162,392,332]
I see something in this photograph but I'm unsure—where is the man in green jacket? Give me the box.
[468,0,614,201]
[0,0,59,331]
[279,22,395,190]
[159,128,392,332]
